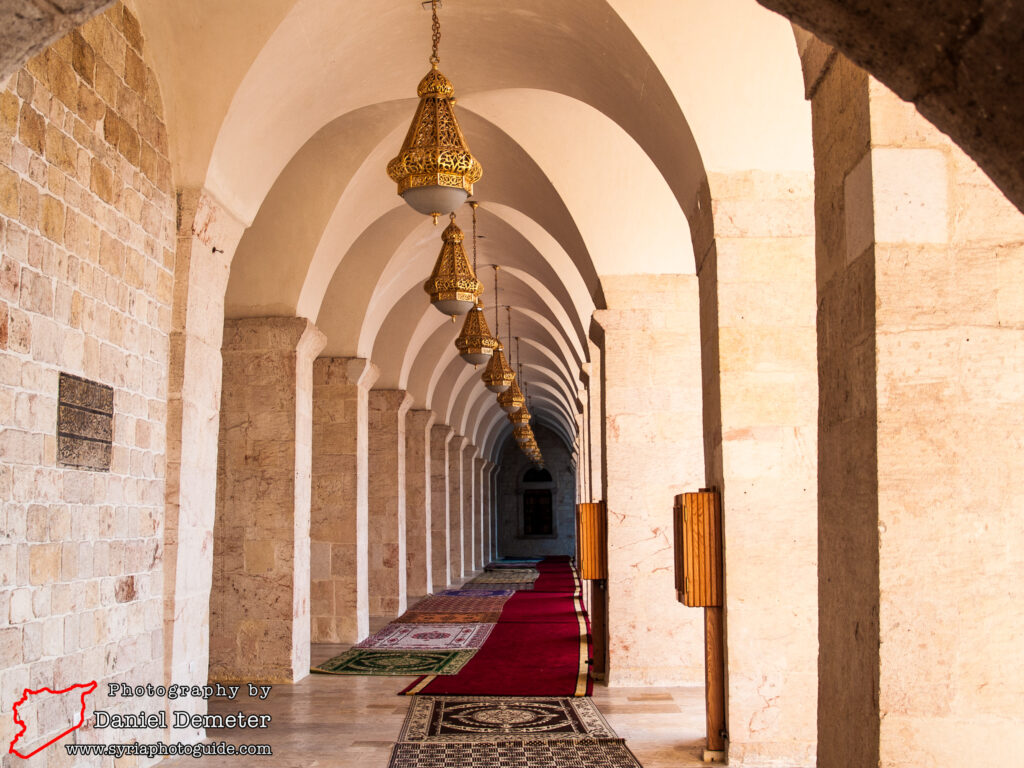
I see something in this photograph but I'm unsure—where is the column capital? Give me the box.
[223,316,325,357]
[432,423,456,443]
[370,389,415,418]
[314,357,379,391]
[407,408,436,431]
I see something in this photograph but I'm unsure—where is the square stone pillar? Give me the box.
[211,317,325,683]
[591,275,706,686]
[448,434,467,582]
[462,443,478,575]
[368,390,414,618]
[701,165,818,766]
[164,188,244,728]
[489,463,500,561]
[405,409,435,602]
[474,457,487,570]
[430,424,454,590]
[810,46,1024,768]
[311,357,378,643]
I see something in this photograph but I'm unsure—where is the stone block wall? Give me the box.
[0,2,176,753]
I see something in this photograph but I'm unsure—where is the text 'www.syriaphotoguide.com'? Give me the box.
[65,741,272,759]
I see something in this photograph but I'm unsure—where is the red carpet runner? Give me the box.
[402,556,593,696]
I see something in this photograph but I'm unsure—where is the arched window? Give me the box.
[520,467,555,538]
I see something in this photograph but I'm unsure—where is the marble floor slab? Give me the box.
[160,643,708,768]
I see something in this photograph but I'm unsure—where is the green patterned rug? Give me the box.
[311,648,476,676]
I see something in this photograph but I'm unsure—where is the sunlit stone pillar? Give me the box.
[430,424,454,590]
[474,457,487,570]
[367,390,413,618]
[164,188,244,730]
[809,44,1024,768]
[448,434,468,582]
[211,317,325,682]
[462,443,478,575]
[311,357,378,643]
[591,276,706,686]
[405,409,435,601]
[481,460,494,566]
[700,165,818,765]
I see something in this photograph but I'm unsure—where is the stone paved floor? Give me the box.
[160,642,707,767]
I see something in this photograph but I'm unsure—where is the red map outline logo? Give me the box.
[8,681,97,759]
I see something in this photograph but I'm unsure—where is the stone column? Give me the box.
[368,390,413,618]
[481,460,493,566]
[700,166,818,766]
[591,276,706,686]
[462,443,478,575]
[430,424,454,590]
[474,457,487,570]
[809,45,1024,768]
[311,357,378,643]
[210,317,325,683]
[405,409,435,601]
[490,464,500,562]
[448,434,467,582]
[163,189,244,728]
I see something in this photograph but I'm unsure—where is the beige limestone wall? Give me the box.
[496,425,576,558]
[367,389,412,618]
[447,434,466,582]
[461,443,477,574]
[592,275,705,686]
[0,3,178,753]
[210,317,325,683]
[813,48,1024,768]
[405,409,434,601]
[702,168,819,766]
[311,357,377,643]
[429,424,453,589]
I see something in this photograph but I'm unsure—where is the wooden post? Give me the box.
[704,605,726,758]
[591,579,608,678]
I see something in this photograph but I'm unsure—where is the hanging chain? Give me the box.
[471,203,478,273]
[506,307,513,352]
[493,266,500,335]
[430,0,441,65]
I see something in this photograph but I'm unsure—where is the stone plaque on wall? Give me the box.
[57,372,113,471]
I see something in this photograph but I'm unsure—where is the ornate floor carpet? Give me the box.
[357,623,496,650]
[311,648,476,676]
[393,610,505,624]
[388,694,642,767]
[402,558,593,697]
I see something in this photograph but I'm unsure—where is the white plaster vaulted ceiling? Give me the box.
[131,0,811,459]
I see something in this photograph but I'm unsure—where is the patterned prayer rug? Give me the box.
[311,648,476,676]
[398,697,617,742]
[408,595,510,612]
[436,589,515,598]
[393,611,505,624]
[471,570,539,583]
[387,740,643,767]
[460,581,534,591]
[357,623,495,650]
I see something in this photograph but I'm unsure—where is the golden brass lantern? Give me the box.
[509,402,531,427]
[513,423,532,445]
[424,214,482,316]
[456,300,498,365]
[498,375,524,414]
[455,203,497,363]
[482,342,515,393]
[482,273,515,391]
[386,1,482,219]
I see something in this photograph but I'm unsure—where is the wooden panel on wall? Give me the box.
[57,372,113,471]
[673,489,722,607]
[575,501,607,580]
